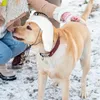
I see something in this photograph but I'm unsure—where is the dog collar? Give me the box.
[27,12,54,52]
[48,36,60,57]
[40,35,60,57]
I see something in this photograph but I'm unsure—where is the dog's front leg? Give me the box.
[38,71,47,100]
[61,78,70,100]
[80,39,91,99]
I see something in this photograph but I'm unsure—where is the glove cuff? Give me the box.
[53,7,70,23]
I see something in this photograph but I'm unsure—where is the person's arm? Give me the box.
[0,6,6,35]
[0,14,5,26]
[28,0,80,23]
[0,7,5,26]
[28,0,57,18]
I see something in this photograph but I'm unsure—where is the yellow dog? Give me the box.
[13,0,93,99]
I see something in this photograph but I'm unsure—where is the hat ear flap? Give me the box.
[27,15,54,52]
[42,28,53,52]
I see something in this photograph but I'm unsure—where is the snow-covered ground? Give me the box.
[0,0,100,100]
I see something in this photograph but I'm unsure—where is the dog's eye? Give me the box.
[26,25,32,30]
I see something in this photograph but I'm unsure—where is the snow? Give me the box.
[0,0,100,100]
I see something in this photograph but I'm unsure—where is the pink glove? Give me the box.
[53,7,81,23]
[61,12,80,22]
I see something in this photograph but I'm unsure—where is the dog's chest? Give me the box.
[37,44,67,70]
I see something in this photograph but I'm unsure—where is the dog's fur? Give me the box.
[13,0,93,99]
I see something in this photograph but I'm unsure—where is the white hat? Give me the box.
[27,14,54,52]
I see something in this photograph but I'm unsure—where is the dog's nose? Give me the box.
[13,28,17,33]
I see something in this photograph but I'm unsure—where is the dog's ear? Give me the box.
[27,15,54,52]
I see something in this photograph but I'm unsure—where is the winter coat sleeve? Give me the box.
[28,0,57,18]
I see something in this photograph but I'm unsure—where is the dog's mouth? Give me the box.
[13,34,24,41]
[13,36,24,41]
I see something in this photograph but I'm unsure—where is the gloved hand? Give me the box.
[61,12,80,22]
[53,7,80,23]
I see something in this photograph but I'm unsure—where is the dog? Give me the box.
[13,0,93,99]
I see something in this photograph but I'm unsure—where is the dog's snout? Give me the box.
[13,28,17,33]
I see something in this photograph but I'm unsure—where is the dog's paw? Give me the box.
[81,92,87,99]
[52,81,59,87]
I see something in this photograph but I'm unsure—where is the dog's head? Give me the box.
[13,22,42,45]
[13,13,54,52]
